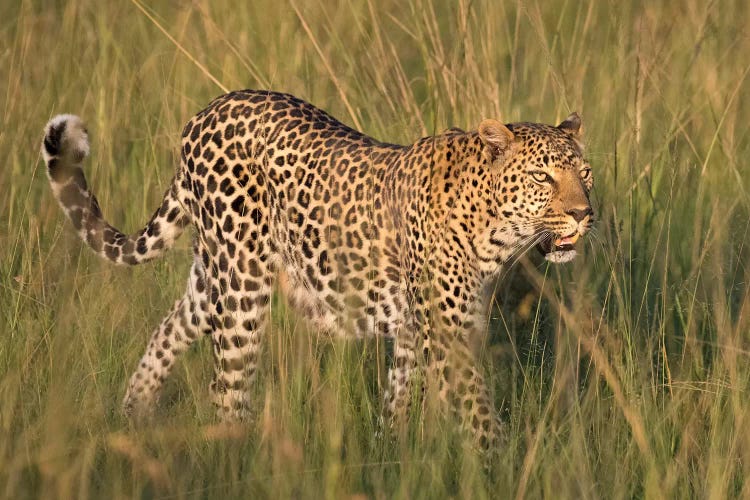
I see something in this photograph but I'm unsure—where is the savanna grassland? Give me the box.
[1,1,750,498]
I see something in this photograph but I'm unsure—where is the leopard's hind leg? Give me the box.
[122,257,213,418]
[202,241,275,422]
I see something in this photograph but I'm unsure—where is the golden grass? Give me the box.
[1,0,749,498]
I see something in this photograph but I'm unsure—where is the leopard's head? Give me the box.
[478,113,594,263]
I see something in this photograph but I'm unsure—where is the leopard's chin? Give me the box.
[543,249,577,263]
[536,234,579,263]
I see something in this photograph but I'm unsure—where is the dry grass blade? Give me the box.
[107,432,172,490]
[130,0,229,93]
[520,259,654,462]
[289,1,362,131]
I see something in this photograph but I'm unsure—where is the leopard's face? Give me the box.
[478,113,594,263]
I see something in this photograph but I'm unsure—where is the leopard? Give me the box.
[41,90,593,450]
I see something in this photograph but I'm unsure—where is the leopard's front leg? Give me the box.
[383,315,420,434]
[385,289,503,451]
[421,248,504,452]
[425,332,504,451]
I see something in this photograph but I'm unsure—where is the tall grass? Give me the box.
[1,0,749,497]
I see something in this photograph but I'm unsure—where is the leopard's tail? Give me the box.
[41,114,190,265]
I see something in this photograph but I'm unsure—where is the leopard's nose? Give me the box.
[566,206,593,223]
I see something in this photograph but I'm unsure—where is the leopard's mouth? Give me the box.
[536,231,581,263]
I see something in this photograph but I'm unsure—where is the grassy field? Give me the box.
[2,0,750,498]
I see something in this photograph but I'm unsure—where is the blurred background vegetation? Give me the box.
[1,0,749,498]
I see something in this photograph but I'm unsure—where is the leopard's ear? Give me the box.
[478,119,515,161]
[557,112,583,139]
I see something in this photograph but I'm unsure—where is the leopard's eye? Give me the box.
[580,166,592,181]
[531,171,552,184]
